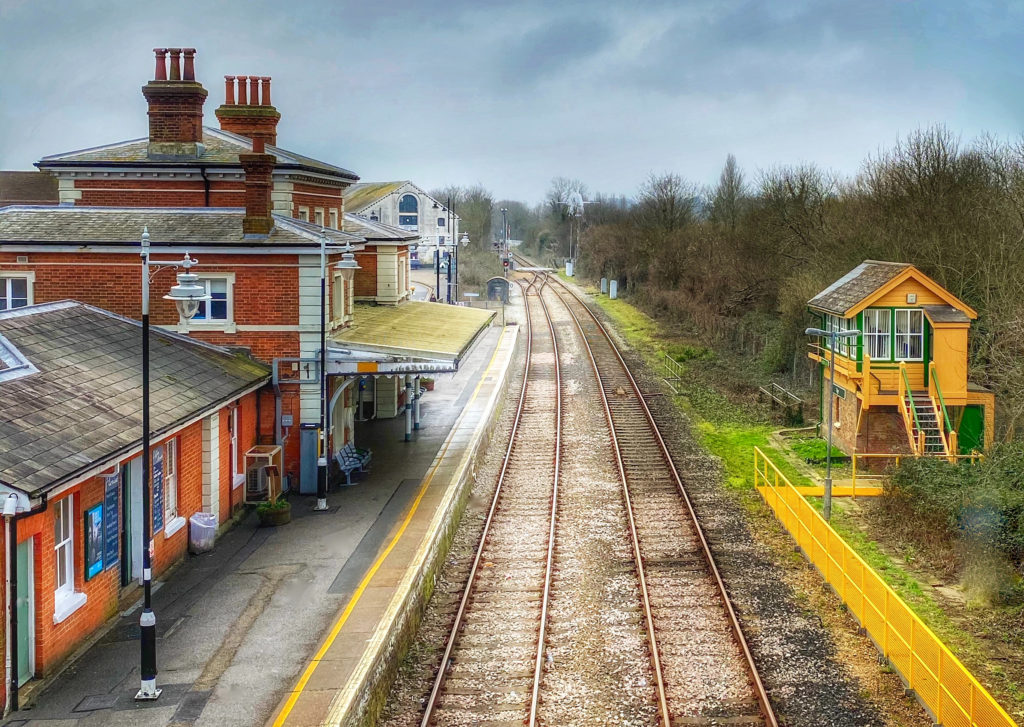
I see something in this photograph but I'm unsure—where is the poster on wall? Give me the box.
[84,503,104,580]
[103,474,119,571]
[152,446,164,534]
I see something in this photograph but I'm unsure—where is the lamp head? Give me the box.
[805,327,829,337]
[163,252,211,320]
[2,493,18,517]
[335,251,361,282]
[459,233,470,247]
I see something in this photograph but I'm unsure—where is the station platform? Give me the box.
[1,324,517,727]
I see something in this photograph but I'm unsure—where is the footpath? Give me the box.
[2,322,517,727]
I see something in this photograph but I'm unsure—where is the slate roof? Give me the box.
[922,305,971,324]
[0,301,271,495]
[0,206,365,248]
[807,261,912,315]
[37,127,359,181]
[344,182,408,213]
[0,171,58,204]
[343,213,418,242]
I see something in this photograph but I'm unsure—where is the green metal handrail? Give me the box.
[901,365,922,433]
[930,362,954,437]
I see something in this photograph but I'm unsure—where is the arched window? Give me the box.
[398,194,418,229]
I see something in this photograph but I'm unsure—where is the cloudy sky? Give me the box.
[1,0,1023,202]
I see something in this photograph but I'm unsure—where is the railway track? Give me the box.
[420,274,560,726]
[418,265,778,726]
[542,272,777,727]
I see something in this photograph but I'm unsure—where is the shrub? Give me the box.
[884,445,1024,603]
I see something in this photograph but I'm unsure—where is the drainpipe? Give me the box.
[414,375,421,430]
[199,165,210,207]
[404,375,413,442]
[5,491,46,715]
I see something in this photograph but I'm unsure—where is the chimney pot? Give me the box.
[224,75,236,104]
[248,76,260,106]
[168,48,182,80]
[182,48,196,81]
[237,75,248,105]
[153,48,168,81]
[260,77,272,106]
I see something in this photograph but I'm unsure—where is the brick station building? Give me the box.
[0,46,494,490]
[0,301,270,706]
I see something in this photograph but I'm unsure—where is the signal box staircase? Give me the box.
[897,362,956,457]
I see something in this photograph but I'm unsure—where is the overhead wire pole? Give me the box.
[446,196,453,304]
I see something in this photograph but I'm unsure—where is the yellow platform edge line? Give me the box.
[269,325,512,727]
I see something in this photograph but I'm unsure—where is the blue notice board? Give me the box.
[103,474,119,571]
[152,447,164,534]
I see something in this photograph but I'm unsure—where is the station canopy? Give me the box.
[328,302,495,375]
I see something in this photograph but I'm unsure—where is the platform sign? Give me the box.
[103,474,119,571]
[152,447,164,534]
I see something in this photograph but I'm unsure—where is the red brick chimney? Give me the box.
[239,142,275,235]
[142,48,208,159]
[215,75,281,147]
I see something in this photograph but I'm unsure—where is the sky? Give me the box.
[2,0,1024,204]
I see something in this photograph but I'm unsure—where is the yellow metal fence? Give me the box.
[753,447,1017,727]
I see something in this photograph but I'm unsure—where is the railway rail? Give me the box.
[418,263,778,726]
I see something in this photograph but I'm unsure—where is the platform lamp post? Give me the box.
[316,232,361,512]
[138,227,210,701]
[805,326,860,522]
[452,232,470,304]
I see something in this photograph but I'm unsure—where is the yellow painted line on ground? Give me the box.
[271,326,510,727]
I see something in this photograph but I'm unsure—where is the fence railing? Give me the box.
[754,447,1017,727]
[662,353,685,393]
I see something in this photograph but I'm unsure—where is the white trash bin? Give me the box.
[189,512,217,554]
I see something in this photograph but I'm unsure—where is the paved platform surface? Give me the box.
[1,324,513,727]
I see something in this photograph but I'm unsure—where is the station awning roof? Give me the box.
[327,302,495,374]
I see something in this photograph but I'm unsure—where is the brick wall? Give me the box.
[291,182,342,223]
[354,251,378,298]
[0,251,302,361]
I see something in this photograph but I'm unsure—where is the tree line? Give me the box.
[506,126,1024,440]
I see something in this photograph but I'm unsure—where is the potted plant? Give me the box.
[421,377,435,391]
[257,497,291,527]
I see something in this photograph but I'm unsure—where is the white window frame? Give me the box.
[182,273,236,332]
[314,208,324,226]
[165,438,178,522]
[298,206,310,222]
[231,405,244,487]
[331,273,346,326]
[329,209,339,229]
[862,308,891,361]
[0,271,34,310]
[53,495,87,623]
[894,308,924,361]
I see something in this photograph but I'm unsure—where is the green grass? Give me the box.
[790,437,844,461]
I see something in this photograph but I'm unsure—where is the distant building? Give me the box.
[344,181,460,253]
[0,301,269,696]
[807,260,994,456]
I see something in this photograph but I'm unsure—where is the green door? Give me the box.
[958,405,984,454]
[16,539,32,685]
